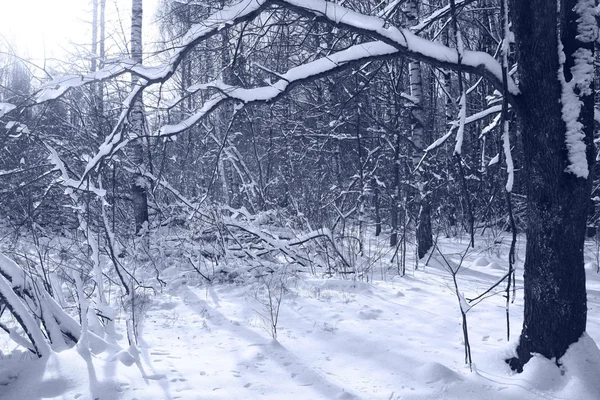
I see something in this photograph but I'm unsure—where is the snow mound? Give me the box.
[487,261,503,270]
[519,354,564,392]
[472,257,490,267]
[415,362,462,385]
[516,334,600,398]
[558,333,600,399]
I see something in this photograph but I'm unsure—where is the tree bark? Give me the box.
[507,0,594,371]
[390,129,401,247]
[404,0,433,259]
[130,0,149,234]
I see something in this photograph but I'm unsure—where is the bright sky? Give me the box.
[0,0,160,64]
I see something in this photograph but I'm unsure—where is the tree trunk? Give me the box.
[404,0,433,259]
[373,177,382,237]
[507,0,594,371]
[416,200,432,259]
[390,129,401,247]
[130,0,149,234]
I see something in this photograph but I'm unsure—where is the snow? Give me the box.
[559,44,592,179]
[409,0,468,33]
[425,130,453,152]
[3,234,600,399]
[558,0,597,179]
[282,0,518,94]
[30,0,519,176]
[35,61,128,102]
[502,120,514,192]
[454,93,467,155]
[0,102,16,118]
[488,153,500,166]
[426,104,503,154]
[481,113,501,137]
[0,255,52,357]
[574,0,599,43]
[160,41,398,137]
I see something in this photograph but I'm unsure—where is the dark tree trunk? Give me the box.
[416,200,433,259]
[373,177,381,237]
[507,0,594,371]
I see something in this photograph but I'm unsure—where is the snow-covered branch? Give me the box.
[35,0,518,106]
[160,41,399,136]
[0,102,16,118]
[272,0,517,94]
[33,0,519,185]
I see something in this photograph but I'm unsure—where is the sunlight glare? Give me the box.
[0,0,86,60]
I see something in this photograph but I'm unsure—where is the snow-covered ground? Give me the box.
[2,234,600,399]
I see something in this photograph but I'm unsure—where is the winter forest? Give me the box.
[1,0,600,399]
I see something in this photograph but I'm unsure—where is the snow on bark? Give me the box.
[74,273,90,355]
[425,104,502,153]
[0,322,36,352]
[501,0,513,192]
[0,102,16,117]
[0,255,52,357]
[574,0,599,43]
[47,145,105,198]
[425,130,453,152]
[281,0,517,94]
[559,0,597,179]
[502,120,514,192]
[36,0,517,107]
[408,0,468,33]
[559,43,591,178]
[0,250,93,351]
[36,62,130,102]
[47,145,116,341]
[160,41,398,136]
[481,112,501,137]
[488,153,500,166]
[458,292,471,313]
[453,93,467,155]
[40,300,68,351]
[79,85,142,180]
[33,0,519,182]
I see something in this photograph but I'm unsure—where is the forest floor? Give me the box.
[2,233,600,399]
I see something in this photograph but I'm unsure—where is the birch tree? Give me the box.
[130,0,149,234]
[403,0,433,259]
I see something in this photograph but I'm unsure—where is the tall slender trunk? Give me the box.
[373,176,381,237]
[390,126,401,247]
[91,0,106,139]
[130,0,149,234]
[98,0,105,122]
[91,0,98,73]
[404,0,433,259]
